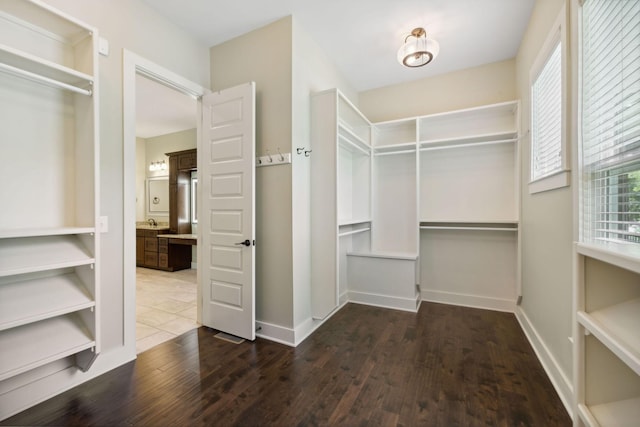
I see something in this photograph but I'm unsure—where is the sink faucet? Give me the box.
[147,218,157,227]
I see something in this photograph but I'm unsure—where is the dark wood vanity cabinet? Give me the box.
[166,149,196,235]
[136,228,166,268]
[136,228,191,271]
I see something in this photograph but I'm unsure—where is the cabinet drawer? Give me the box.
[144,237,158,252]
[158,253,168,268]
[144,251,158,267]
[144,229,158,238]
[158,238,168,253]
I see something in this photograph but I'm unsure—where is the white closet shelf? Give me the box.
[339,219,372,227]
[578,397,640,427]
[338,227,371,238]
[0,235,94,277]
[577,242,640,275]
[0,44,93,89]
[0,313,94,382]
[0,0,92,42]
[347,251,418,261]
[578,300,640,375]
[0,227,95,239]
[373,142,417,156]
[0,272,94,331]
[419,131,518,151]
[338,124,370,152]
[420,221,518,232]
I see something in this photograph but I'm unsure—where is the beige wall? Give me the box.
[3,0,210,418]
[210,17,295,328]
[515,0,573,405]
[359,59,516,122]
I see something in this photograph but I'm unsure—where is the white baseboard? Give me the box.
[348,290,419,313]
[422,289,516,313]
[255,320,296,347]
[515,306,574,420]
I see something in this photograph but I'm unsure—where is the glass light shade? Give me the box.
[397,29,439,67]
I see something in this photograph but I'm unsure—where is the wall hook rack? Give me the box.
[256,150,292,167]
[296,147,305,155]
[305,150,312,157]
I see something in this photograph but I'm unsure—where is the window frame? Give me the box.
[528,5,570,194]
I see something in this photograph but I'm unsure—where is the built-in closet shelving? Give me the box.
[311,89,372,319]
[418,101,520,311]
[574,243,640,427]
[312,90,520,316]
[0,0,100,382]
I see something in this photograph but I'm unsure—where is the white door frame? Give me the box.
[122,50,208,356]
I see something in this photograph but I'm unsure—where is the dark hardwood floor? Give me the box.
[3,303,571,426]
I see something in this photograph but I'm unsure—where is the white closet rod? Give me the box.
[420,226,518,232]
[420,138,516,152]
[0,62,92,96]
[374,149,416,157]
[338,227,371,237]
[339,134,370,156]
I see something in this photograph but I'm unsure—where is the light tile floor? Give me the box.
[136,267,199,354]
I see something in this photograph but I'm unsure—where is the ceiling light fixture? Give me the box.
[397,27,439,68]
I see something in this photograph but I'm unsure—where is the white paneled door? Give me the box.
[201,82,256,340]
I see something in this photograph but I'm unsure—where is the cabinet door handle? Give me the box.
[235,239,251,247]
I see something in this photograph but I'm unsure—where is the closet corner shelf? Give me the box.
[577,300,640,376]
[0,44,93,90]
[576,241,640,275]
[0,313,95,382]
[579,397,640,427]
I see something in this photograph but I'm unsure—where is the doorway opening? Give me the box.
[123,51,207,356]
[134,74,199,353]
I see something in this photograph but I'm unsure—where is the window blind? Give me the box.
[531,41,563,181]
[582,0,640,244]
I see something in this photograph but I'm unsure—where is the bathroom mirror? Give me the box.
[147,176,169,214]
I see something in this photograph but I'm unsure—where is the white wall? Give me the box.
[515,0,574,412]
[291,18,358,331]
[1,0,210,419]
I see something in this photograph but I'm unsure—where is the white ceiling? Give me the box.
[137,0,535,138]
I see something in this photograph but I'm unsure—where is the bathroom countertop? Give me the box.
[157,233,197,240]
[136,225,170,231]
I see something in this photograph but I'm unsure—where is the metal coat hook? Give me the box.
[266,149,273,163]
[305,150,312,157]
[277,147,285,161]
[297,147,305,155]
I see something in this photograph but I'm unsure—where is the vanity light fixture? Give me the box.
[148,160,167,171]
[397,27,439,68]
